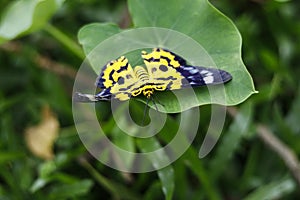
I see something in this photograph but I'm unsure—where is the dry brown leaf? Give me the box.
[25,105,59,160]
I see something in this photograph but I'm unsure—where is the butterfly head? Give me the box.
[143,88,154,99]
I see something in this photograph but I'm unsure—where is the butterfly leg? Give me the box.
[152,94,165,107]
[141,98,150,126]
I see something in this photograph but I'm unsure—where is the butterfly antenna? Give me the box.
[141,98,150,126]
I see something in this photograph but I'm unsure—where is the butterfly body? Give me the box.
[74,48,232,102]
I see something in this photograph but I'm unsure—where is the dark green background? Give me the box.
[0,0,300,199]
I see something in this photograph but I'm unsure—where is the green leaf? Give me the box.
[49,179,93,199]
[286,85,300,133]
[111,126,135,170]
[38,160,57,179]
[243,177,295,200]
[77,0,256,113]
[136,138,175,200]
[210,101,253,179]
[128,0,256,104]
[0,0,63,44]
[30,172,80,193]
[144,181,163,200]
[78,22,122,55]
[0,152,24,163]
[184,148,221,200]
[156,110,221,200]
[157,167,174,200]
[30,178,49,193]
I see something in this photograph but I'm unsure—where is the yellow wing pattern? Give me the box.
[142,48,184,91]
[95,56,139,101]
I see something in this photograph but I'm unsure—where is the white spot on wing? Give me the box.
[184,67,194,70]
[200,70,209,74]
[190,69,199,74]
[203,76,214,84]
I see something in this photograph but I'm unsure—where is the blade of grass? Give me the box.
[136,137,174,200]
[243,176,295,200]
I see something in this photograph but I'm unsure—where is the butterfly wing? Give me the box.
[176,65,232,87]
[142,48,185,91]
[96,56,140,101]
[74,48,232,102]
[74,56,139,102]
[142,48,232,91]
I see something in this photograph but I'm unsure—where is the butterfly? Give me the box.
[74,48,232,104]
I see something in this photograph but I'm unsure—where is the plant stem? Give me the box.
[44,23,85,60]
[257,124,300,187]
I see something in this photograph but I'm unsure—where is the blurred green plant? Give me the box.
[0,0,300,199]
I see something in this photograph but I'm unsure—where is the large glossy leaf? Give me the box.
[78,23,122,55]
[77,0,256,113]
[0,0,64,44]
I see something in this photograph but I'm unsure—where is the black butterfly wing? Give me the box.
[176,65,232,87]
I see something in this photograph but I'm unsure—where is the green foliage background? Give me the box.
[1,0,300,199]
